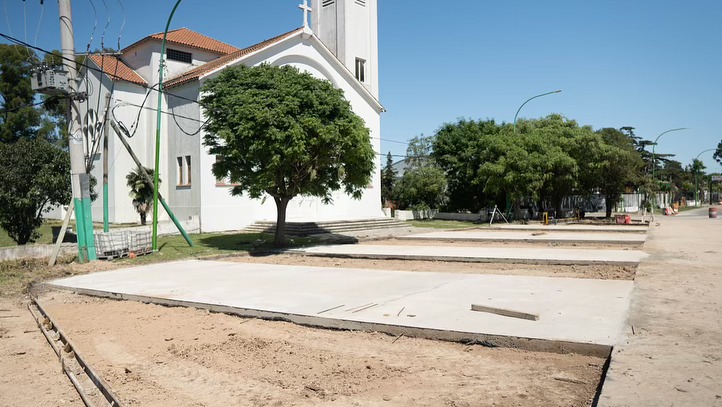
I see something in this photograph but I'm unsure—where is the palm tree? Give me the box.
[126,166,159,225]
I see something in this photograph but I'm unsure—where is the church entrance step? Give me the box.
[242,218,406,236]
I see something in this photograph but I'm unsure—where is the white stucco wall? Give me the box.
[77,66,154,225]
[165,85,202,223]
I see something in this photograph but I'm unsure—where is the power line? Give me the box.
[0,97,51,113]
[0,32,203,106]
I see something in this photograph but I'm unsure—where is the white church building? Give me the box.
[80,0,384,233]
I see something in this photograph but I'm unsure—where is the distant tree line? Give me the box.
[383,114,721,218]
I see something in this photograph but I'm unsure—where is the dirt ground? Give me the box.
[0,237,632,406]
[0,297,84,407]
[237,253,636,280]
[29,290,605,407]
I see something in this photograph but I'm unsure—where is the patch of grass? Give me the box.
[0,230,321,297]
[114,232,318,265]
[0,255,79,297]
[406,219,480,230]
[0,222,65,247]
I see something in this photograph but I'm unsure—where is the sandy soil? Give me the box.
[233,253,637,280]
[0,298,83,407]
[36,290,605,407]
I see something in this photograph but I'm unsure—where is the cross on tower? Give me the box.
[298,0,312,29]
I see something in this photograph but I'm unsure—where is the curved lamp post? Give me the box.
[650,128,688,213]
[694,149,715,207]
[506,90,561,218]
[513,90,562,133]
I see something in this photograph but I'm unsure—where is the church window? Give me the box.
[177,156,192,187]
[177,157,184,185]
[355,58,366,83]
[355,0,366,6]
[167,48,192,64]
[322,0,334,7]
[185,156,192,185]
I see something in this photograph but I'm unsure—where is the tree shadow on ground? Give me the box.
[199,231,359,257]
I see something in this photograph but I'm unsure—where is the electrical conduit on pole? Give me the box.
[59,0,96,262]
[152,0,184,251]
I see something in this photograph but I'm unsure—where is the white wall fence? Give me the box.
[390,193,675,222]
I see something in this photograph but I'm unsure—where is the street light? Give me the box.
[513,90,562,133]
[694,149,715,207]
[650,128,688,213]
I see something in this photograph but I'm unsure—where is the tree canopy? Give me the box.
[381,152,396,206]
[201,64,374,245]
[0,138,71,244]
[431,115,654,218]
[0,44,73,244]
[394,135,447,210]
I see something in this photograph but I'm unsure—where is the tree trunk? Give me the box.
[140,212,147,225]
[605,195,614,219]
[274,197,290,247]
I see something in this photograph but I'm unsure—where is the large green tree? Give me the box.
[0,44,42,142]
[575,128,643,217]
[0,45,73,244]
[394,135,447,210]
[0,138,71,244]
[381,151,396,206]
[201,64,374,246]
[433,119,501,212]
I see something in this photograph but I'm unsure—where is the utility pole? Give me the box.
[102,93,110,232]
[59,0,96,262]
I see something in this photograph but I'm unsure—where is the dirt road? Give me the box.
[598,208,722,406]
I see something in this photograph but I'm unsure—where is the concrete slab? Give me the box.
[48,260,633,351]
[400,230,647,244]
[296,244,648,265]
[492,224,649,234]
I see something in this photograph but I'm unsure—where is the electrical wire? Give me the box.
[85,0,97,53]
[0,98,50,114]
[115,0,125,50]
[35,0,45,45]
[110,84,160,138]
[1,33,203,107]
[3,0,11,37]
[22,0,27,44]
[33,0,44,47]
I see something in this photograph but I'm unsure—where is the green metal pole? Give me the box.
[513,90,561,133]
[152,0,184,251]
[694,149,715,207]
[651,128,688,214]
[110,121,194,247]
[103,94,110,232]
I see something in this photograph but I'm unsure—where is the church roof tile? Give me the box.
[88,54,147,86]
[124,28,240,56]
[164,27,304,89]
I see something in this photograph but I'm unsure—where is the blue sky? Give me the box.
[3,0,722,171]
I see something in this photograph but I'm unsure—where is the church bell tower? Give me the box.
[312,0,379,98]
